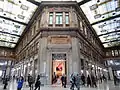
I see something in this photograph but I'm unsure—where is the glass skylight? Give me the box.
[0,18,25,35]
[0,0,119,48]
[0,0,37,23]
[0,41,16,48]
[81,0,119,24]
[0,0,38,48]
[34,0,83,2]
[80,0,120,47]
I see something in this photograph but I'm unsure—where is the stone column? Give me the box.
[6,61,12,78]
[83,58,87,78]
[67,49,72,84]
[108,67,114,80]
[38,37,47,84]
[39,37,47,73]
[38,39,41,74]
[32,57,35,79]
[71,37,81,74]
[46,50,51,84]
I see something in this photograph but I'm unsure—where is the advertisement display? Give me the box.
[52,53,66,84]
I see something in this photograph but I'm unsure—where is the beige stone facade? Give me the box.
[10,1,107,84]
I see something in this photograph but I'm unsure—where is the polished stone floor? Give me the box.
[0,81,120,90]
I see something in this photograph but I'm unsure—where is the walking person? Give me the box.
[61,74,67,88]
[100,75,102,83]
[70,73,75,90]
[75,74,80,90]
[91,75,97,88]
[70,73,80,90]
[13,75,15,81]
[114,75,118,85]
[28,74,34,90]
[87,75,91,87]
[34,75,41,90]
[17,76,24,90]
[81,74,85,86]
[3,76,8,89]
[102,75,107,81]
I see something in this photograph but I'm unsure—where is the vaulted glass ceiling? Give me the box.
[0,0,38,48]
[80,0,120,48]
[0,0,120,48]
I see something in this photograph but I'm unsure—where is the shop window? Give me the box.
[56,12,63,25]
[49,12,53,25]
[65,12,69,25]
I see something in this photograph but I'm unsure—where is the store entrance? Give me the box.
[52,53,66,84]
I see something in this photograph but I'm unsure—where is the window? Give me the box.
[106,52,109,56]
[112,50,114,56]
[38,19,40,28]
[84,27,87,36]
[56,13,63,24]
[115,50,118,56]
[65,12,69,24]
[49,12,53,24]
[34,25,36,34]
[80,21,82,29]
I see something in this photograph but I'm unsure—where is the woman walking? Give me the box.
[34,75,41,90]
[17,76,24,90]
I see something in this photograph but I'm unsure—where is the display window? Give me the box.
[52,53,66,84]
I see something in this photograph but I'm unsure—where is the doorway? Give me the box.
[52,53,66,84]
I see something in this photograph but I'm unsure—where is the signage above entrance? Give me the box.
[48,35,71,44]
[52,54,66,60]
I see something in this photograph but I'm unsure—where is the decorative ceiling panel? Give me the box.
[0,0,38,48]
[80,0,120,48]
[0,41,16,48]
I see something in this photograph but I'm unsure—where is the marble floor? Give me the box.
[0,81,120,90]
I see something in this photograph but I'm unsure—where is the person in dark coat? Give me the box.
[28,74,34,90]
[100,76,102,83]
[70,73,75,90]
[52,72,57,84]
[75,74,80,90]
[17,76,24,90]
[61,74,67,88]
[81,74,85,86]
[102,75,106,81]
[3,76,8,89]
[114,75,118,85]
[87,75,91,87]
[91,75,97,88]
[70,73,80,90]
[34,75,41,90]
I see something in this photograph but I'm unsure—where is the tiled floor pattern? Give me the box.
[0,81,120,90]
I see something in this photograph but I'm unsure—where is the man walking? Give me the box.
[70,73,80,90]
[81,74,85,86]
[28,74,34,90]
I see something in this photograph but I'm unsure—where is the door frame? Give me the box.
[51,52,67,84]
